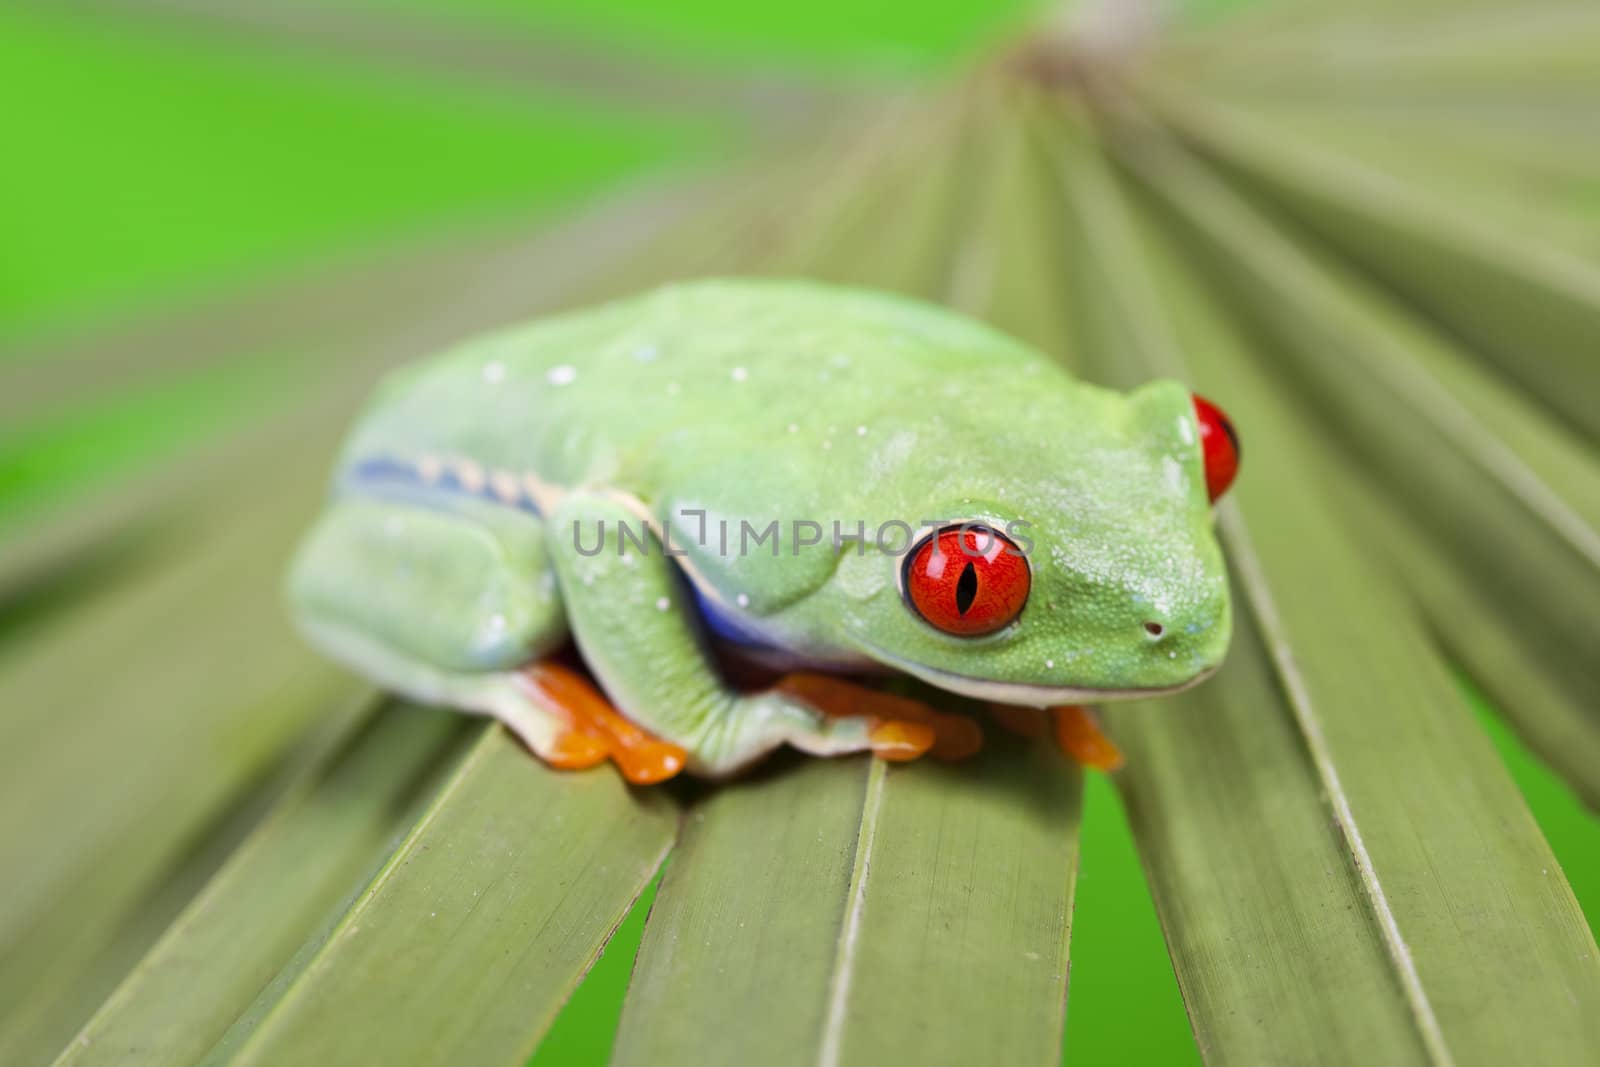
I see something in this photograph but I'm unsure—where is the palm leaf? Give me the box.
[55,703,467,1067]
[4,2,1598,1065]
[1042,121,1599,1060]
[1139,81,1600,443]
[1093,97,1600,807]
[614,743,1081,1067]
[211,727,676,1066]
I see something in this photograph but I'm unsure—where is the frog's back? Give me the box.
[334,279,1050,503]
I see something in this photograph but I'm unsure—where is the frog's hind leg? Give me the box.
[288,496,617,771]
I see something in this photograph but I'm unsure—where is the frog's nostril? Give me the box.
[1143,621,1166,639]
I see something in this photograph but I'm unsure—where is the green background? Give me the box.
[2,3,1594,1064]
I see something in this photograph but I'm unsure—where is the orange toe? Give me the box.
[1051,705,1124,771]
[522,661,688,784]
[546,728,612,771]
[612,738,689,785]
[869,720,937,761]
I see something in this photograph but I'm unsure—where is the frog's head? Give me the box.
[827,381,1239,706]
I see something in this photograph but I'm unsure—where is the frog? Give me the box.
[287,279,1239,783]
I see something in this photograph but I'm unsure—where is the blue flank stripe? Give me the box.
[347,457,777,652]
[350,456,411,480]
[347,456,543,516]
[691,584,777,651]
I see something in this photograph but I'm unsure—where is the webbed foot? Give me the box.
[1049,705,1124,771]
[519,662,688,784]
[775,673,984,762]
[988,703,1124,771]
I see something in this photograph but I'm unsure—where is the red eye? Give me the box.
[1193,393,1241,502]
[903,525,1030,637]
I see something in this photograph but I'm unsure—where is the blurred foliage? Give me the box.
[350,0,1045,66]
[2,2,1598,1066]
[0,6,723,340]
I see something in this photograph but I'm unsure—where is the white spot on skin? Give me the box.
[655,597,671,612]
[547,364,578,386]
[1046,659,1055,669]
[1163,456,1186,493]
[730,367,748,382]
[787,423,799,434]
[481,361,506,384]
[822,440,832,450]
[667,382,682,396]
[487,613,507,632]
[865,430,917,482]
[855,425,868,436]
[736,593,750,608]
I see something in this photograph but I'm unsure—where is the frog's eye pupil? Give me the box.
[1192,393,1241,502]
[903,525,1030,637]
[955,562,979,615]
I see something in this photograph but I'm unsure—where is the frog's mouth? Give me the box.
[857,641,1219,708]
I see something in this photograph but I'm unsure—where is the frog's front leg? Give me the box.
[546,490,960,777]
[989,703,1125,771]
[773,673,984,762]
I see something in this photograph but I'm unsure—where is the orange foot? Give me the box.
[989,703,1124,771]
[520,662,688,784]
[1051,705,1124,771]
[776,673,984,762]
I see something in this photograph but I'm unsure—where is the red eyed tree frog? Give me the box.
[288,280,1240,783]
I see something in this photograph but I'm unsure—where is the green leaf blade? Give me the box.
[615,741,1081,1067]
[223,727,678,1067]
[55,703,470,1067]
[1047,117,1600,1065]
[821,741,1081,1067]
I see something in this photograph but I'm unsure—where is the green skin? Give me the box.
[288,280,1231,776]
